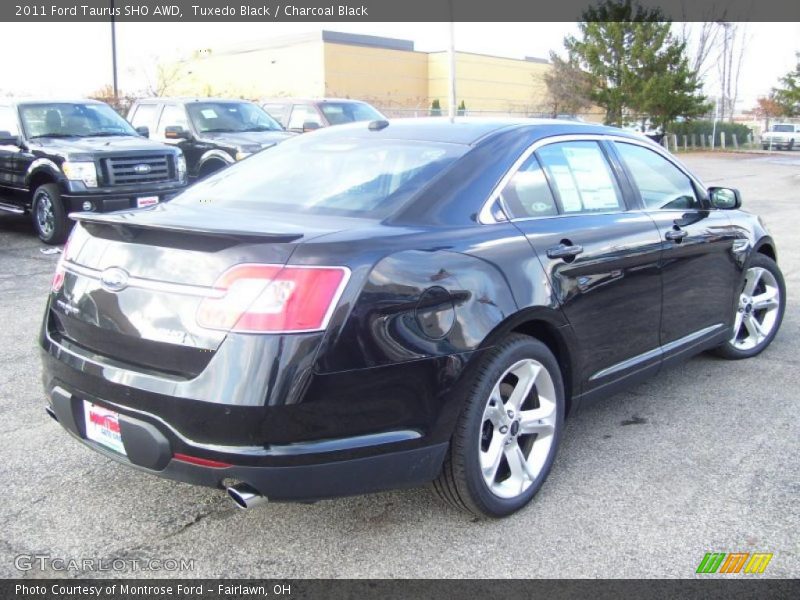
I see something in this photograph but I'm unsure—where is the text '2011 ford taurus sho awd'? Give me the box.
[40,119,785,517]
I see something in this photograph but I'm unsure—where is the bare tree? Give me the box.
[541,52,593,118]
[679,21,723,83]
[126,56,188,97]
[716,23,748,121]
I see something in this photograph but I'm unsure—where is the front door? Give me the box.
[611,140,740,352]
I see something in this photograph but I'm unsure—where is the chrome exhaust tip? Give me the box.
[226,484,267,510]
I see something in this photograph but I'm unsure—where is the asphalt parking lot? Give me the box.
[0,152,797,579]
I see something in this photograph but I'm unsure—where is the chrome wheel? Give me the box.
[731,266,781,351]
[35,191,55,238]
[479,358,557,499]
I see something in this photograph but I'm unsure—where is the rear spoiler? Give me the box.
[70,212,304,244]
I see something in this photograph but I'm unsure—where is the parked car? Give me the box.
[128,98,294,180]
[41,118,784,518]
[261,98,385,133]
[0,99,187,244]
[761,123,800,150]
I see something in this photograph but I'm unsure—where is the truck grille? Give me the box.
[102,155,175,186]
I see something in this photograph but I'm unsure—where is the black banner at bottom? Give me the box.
[3,579,799,600]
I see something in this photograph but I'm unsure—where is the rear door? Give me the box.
[503,138,664,393]
[611,140,740,354]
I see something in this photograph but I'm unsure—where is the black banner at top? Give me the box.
[3,0,800,22]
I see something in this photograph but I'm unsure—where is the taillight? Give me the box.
[51,240,70,292]
[196,264,350,333]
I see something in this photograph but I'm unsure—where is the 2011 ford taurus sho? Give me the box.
[40,118,785,517]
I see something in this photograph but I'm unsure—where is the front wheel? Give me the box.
[712,254,785,359]
[433,334,565,518]
[32,183,69,245]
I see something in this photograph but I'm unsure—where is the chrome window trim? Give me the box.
[478,133,708,224]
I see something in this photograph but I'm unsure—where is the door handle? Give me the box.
[665,228,687,242]
[546,243,584,260]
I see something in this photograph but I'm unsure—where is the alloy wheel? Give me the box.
[479,358,557,499]
[35,192,55,238]
[731,266,781,351]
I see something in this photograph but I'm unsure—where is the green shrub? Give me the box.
[669,120,753,146]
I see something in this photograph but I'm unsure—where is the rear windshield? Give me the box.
[771,124,795,132]
[319,102,384,125]
[172,135,466,218]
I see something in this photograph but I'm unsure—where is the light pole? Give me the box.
[447,1,456,120]
[111,0,119,100]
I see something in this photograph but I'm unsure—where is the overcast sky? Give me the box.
[1,21,797,109]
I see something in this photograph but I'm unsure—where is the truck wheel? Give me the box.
[32,183,69,245]
[788,139,795,151]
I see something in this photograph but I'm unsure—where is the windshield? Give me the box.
[186,102,283,133]
[771,124,795,132]
[319,102,384,125]
[173,135,466,219]
[19,102,137,138]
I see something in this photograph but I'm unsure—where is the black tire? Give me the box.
[198,160,227,180]
[31,183,70,245]
[711,253,785,360]
[433,334,565,518]
[788,139,795,151]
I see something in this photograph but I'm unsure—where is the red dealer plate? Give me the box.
[137,195,159,208]
[83,401,126,456]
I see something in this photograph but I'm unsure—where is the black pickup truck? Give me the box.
[0,99,188,244]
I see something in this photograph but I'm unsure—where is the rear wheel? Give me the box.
[32,183,69,245]
[712,254,785,359]
[433,334,564,517]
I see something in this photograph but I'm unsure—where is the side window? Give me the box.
[499,154,558,219]
[0,107,20,135]
[287,105,322,130]
[536,141,624,214]
[262,103,290,128]
[130,104,158,130]
[156,104,188,137]
[614,142,700,210]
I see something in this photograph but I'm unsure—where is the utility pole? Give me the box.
[447,1,456,120]
[111,0,119,101]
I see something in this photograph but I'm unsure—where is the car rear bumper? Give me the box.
[44,383,448,501]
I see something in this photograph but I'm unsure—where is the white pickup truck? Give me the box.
[762,123,800,150]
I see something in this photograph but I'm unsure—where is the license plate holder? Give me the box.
[83,401,126,456]
[136,195,159,208]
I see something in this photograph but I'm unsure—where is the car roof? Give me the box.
[260,98,375,105]
[303,117,633,146]
[134,97,257,105]
[3,98,106,106]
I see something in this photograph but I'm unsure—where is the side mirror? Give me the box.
[0,130,20,146]
[135,126,150,138]
[302,121,321,133]
[164,126,191,140]
[708,187,741,210]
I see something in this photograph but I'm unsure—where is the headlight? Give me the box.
[62,161,97,188]
[235,145,262,161]
[176,153,187,181]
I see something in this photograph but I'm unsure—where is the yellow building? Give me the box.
[170,30,563,116]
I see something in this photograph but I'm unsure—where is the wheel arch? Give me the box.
[754,237,777,263]
[25,160,63,198]
[480,308,578,417]
[197,150,233,177]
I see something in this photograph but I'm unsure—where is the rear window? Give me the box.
[771,124,795,132]
[172,135,466,218]
[319,102,383,125]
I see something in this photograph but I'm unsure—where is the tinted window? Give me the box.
[500,155,558,219]
[157,104,188,137]
[262,103,290,127]
[186,102,281,133]
[287,105,322,130]
[615,142,700,210]
[172,136,466,219]
[130,104,159,130]
[19,103,136,138]
[0,106,19,135]
[536,141,624,214]
[319,102,383,125]
[771,124,795,132]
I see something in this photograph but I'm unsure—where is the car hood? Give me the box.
[198,130,295,149]
[29,135,176,159]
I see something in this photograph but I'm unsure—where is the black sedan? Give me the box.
[40,118,785,518]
